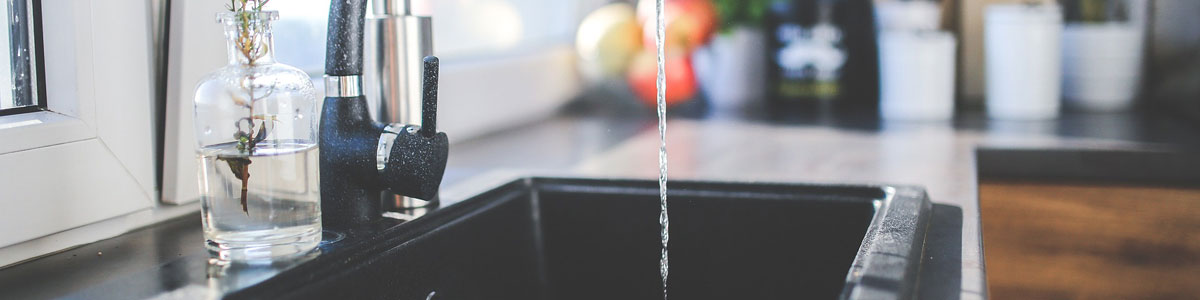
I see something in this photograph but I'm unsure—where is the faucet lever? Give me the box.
[421,56,438,138]
[378,56,446,201]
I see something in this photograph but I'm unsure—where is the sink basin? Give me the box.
[234,177,931,299]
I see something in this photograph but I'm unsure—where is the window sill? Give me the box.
[0,110,93,155]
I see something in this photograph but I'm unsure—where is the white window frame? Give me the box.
[0,0,183,267]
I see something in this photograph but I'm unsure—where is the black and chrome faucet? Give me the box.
[320,0,448,228]
[365,0,437,209]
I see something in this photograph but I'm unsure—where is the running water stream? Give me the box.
[655,0,669,298]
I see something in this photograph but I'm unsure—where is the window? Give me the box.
[0,0,42,116]
[263,0,589,75]
[0,0,160,266]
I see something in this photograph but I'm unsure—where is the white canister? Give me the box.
[879,31,957,121]
[874,0,942,32]
[1062,24,1145,111]
[985,4,1063,120]
[693,26,767,111]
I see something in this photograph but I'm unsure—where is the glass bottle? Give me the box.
[193,11,321,260]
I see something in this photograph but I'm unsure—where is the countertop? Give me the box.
[444,108,1198,300]
[2,108,1197,299]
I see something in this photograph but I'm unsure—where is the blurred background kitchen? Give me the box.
[163,0,1200,151]
[159,0,1200,201]
[2,0,1199,299]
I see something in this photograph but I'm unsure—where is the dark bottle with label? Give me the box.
[764,0,878,117]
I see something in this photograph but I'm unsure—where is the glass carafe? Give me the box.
[193,11,321,260]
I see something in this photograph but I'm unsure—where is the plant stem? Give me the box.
[224,0,272,213]
[239,164,249,214]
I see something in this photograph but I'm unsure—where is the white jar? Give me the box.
[693,26,767,111]
[874,0,942,32]
[878,31,957,121]
[1062,23,1144,111]
[985,3,1062,120]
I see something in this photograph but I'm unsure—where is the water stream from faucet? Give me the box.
[655,0,669,298]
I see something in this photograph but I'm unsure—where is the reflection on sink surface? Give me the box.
[236,178,931,299]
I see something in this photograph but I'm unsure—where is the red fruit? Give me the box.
[639,0,718,52]
[627,49,697,107]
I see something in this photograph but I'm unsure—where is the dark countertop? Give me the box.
[2,108,1197,299]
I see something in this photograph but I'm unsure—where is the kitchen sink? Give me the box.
[233,177,931,299]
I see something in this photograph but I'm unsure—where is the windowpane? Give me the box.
[264,0,576,75]
[265,0,328,75]
[0,0,38,113]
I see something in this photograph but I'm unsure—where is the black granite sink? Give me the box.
[232,177,931,299]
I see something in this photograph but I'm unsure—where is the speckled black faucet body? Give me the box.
[320,0,448,228]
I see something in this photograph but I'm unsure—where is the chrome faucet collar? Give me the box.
[324,75,363,98]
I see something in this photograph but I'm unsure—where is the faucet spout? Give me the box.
[320,0,449,228]
[325,0,367,76]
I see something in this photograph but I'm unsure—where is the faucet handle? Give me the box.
[375,56,446,201]
[382,127,448,201]
[421,56,438,138]
[370,55,447,201]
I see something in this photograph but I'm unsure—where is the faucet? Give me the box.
[320,0,449,228]
[365,0,436,209]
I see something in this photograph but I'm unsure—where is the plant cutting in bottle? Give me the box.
[221,0,273,214]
